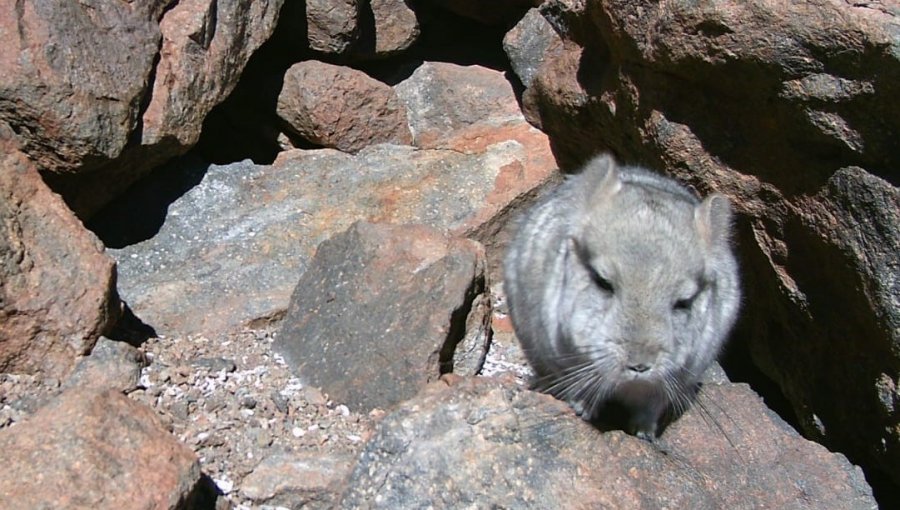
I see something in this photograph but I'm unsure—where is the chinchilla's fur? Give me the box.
[503,154,740,439]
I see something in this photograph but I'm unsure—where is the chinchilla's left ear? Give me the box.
[695,193,734,248]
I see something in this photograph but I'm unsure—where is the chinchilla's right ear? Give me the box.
[578,153,622,214]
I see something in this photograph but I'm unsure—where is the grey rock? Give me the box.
[339,375,876,509]
[503,8,563,88]
[63,337,146,393]
[275,221,489,413]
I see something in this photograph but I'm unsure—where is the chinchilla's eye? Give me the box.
[589,267,614,293]
[673,297,692,311]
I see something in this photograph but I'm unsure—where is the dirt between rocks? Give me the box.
[129,327,377,508]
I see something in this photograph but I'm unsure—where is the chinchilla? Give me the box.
[503,154,740,439]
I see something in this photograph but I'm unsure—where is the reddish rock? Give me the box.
[306,0,359,54]
[274,221,490,413]
[277,60,413,152]
[0,388,203,510]
[141,0,283,151]
[339,376,876,508]
[0,147,118,378]
[527,0,900,485]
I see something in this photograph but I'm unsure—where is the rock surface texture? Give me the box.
[0,388,203,510]
[521,0,900,486]
[0,147,118,377]
[339,375,876,509]
[275,221,490,413]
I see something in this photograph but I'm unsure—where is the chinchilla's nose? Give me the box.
[627,362,651,373]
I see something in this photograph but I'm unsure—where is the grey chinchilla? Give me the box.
[503,154,740,439]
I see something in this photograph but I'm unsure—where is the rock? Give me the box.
[0,388,204,510]
[275,221,490,413]
[526,0,900,485]
[394,62,525,149]
[306,0,360,54]
[41,0,284,218]
[503,8,563,88]
[110,86,555,336]
[353,0,420,59]
[0,0,165,174]
[240,451,356,509]
[277,61,413,152]
[62,337,146,393]
[428,0,538,26]
[0,147,118,377]
[338,375,876,509]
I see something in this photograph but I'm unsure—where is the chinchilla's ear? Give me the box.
[695,193,733,247]
[578,153,622,211]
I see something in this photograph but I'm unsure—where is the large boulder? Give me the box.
[338,375,876,508]
[522,0,900,485]
[0,146,118,377]
[275,221,490,413]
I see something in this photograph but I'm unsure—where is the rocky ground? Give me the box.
[0,302,530,509]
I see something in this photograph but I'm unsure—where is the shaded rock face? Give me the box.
[276,221,489,413]
[0,148,118,377]
[21,0,283,218]
[519,0,900,485]
[339,375,876,508]
[0,388,203,510]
